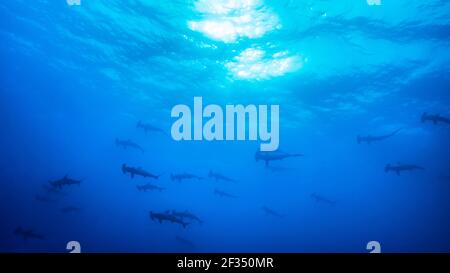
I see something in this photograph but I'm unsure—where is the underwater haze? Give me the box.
[1,0,450,253]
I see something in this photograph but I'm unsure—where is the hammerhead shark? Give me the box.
[122,164,161,179]
[357,128,401,144]
[115,138,144,153]
[149,211,189,228]
[170,210,203,224]
[137,121,167,135]
[136,183,164,192]
[255,151,303,167]
[49,175,82,189]
[214,188,237,198]
[262,206,284,218]
[61,206,81,213]
[14,227,45,241]
[208,170,236,182]
[311,193,336,206]
[421,113,450,125]
[385,163,425,175]
[170,173,203,182]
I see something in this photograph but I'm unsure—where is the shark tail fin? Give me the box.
[393,128,402,135]
[161,130,170,137]
[121,164,127,174]
[14,227,23,236]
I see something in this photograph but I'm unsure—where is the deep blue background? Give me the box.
[1,0,450,252]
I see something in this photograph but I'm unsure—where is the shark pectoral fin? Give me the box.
[158,219,162,224]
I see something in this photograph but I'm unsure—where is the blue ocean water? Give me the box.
[1,0,450,253]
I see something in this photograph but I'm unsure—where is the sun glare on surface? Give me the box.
[188,0,280,43]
